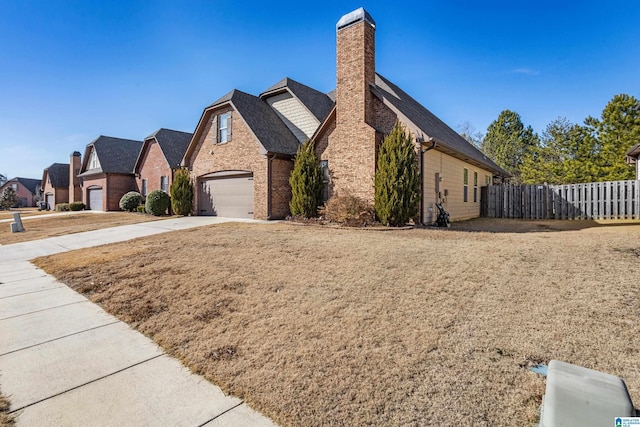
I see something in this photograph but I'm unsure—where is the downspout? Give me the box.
[420,138,437,226]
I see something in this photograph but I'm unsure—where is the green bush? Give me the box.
[374,121,420,226]
[69,202,85,211]
[145,190,170,216]
[289,140,323,218]
[320,194,374,226]
[136,205,146,213]
[55,203,70,212]
[119,191,144,212]
[170,169,193,216]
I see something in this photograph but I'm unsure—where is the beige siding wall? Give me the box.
[266,92,319,143]
[422,149,493,223]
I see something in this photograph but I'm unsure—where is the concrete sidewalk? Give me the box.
[0,217,278,426]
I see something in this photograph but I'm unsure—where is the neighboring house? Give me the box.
[0,177,41,208]
[41,163,70,210]
[183,7,507,221]
[182,80,332,219]
[78,136,143,211]
[626,143,640,180]
[134,128,193,198]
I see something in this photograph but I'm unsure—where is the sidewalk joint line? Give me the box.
[196,401,245,427]
[0,320,121,357]
[8,354,165,414]
[0,285,65,300]
[0,300,87,321]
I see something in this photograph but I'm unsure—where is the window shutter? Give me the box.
[227,111,232,141]
[212,114,218,145]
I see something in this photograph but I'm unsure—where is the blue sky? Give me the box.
[1,1,638,179]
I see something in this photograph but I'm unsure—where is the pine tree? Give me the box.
[289,140,322,218]
[170,168,194,216]
[374,121,420,226]
[0,187,18,210]
[588,94,640,181]
[481,110,539,183]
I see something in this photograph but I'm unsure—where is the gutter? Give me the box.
[419,137,437,227]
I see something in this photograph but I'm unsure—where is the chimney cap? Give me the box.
[71,151,81,157]
[337,7,375,31]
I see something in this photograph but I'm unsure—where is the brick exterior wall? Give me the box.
[269,157,294,219]
[82,175,106,210]
[42,175,69,209]
[69,153,82,203]
[2,182,37,207]
[187,106,279,220]
[326,19,378,202]
[315,117,337,199]
[82,173,137,211]
[136,139,172,196]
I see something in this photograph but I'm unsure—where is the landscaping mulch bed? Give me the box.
[34,220,640,426]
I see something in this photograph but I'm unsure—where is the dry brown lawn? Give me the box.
[34,220,640,426]
[0,392,13,426]
[0,212,166,245]
[0,208,49,220]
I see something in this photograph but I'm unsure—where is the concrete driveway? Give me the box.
[0,216,278,426]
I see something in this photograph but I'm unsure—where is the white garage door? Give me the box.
[199,174,253,219]
[45,194,54,210]
[88,188,103,211]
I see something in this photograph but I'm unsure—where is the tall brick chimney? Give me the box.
[328,7,378,201]
[69,151,82,203]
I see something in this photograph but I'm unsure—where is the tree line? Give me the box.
[461,94,640,184]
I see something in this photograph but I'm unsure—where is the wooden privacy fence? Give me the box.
[481,180,640,220]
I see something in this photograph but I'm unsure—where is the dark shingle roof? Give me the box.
[627,142,640,158]
[10,177,42,195]
[209,89,300,155]
[84,136,143,174]
[145,128,193,168]
[44,163,70,188]
[260,77,334,122]
[370,74,507,175]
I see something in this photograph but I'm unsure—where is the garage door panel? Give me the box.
[199,175,253,219]
[88,189,103,211]
[45,194,54,210]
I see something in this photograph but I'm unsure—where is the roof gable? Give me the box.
[136,128,193,172]
[185,89,300,162]
[81,136,143,174]
[3,177,42,195]
[260,77,334,123]
[43,163,70,188]
[371,74,507,175]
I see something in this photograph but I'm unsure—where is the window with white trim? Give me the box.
[463,168,469,203]
[212,111,233,144]
[88,149,100,170]
[473,171,478,203]
[141,179,147,196]
[160,176,169,193]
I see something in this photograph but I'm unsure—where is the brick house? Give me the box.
[312,8,507,223]
[184,7,506,222]
[182,81,332,219]
[41,162,70,210]
[134,128,193,198]
[0,177,41,208]
[77,136,143,211]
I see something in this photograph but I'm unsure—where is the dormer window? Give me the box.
[88,149,100,170]
[212,111,232,144]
